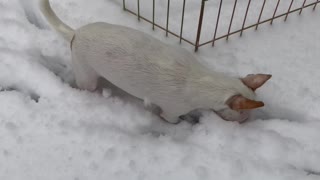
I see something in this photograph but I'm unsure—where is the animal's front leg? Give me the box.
[72,55,99,91]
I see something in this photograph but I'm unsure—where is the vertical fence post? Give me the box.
[195,0,207,52]
[152,0,155,30]
[256,0,266,30]
[240,0,252,36]
[299,0,307,15]
[123,0,126,10]
[137,0,140,21]
[180,0,186,43]
[212,0,223,46]
[271,0,280,25]
[285,0,294,21]
[227,0,238,41]
[313,0,319,10]
[166,0,170,36]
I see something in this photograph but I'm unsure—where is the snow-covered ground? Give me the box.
[0,0,320,179]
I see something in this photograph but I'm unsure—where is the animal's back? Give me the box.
[72,22,200,102]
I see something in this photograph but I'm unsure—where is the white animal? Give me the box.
[39,0,271,124]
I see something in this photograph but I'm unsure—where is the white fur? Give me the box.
[40,0,256,123]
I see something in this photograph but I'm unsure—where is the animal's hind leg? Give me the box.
[72,54,99,91]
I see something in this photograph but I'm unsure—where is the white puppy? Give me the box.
[39,0,271,123]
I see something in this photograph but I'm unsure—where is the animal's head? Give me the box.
[214,74,272,123]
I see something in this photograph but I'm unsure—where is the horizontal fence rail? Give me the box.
[123,0,320,52]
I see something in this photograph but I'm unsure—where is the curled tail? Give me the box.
[39,0,74,42]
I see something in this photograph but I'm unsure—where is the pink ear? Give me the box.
[241,74,272,91]
[227,95,264,110]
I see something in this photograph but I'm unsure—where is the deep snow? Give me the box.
[0,0,320,180]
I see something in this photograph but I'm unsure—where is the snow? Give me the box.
[0,0,320,179]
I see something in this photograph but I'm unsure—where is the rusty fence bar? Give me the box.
[180,0,186,43]
[195,0,207,51]
[240,0,251,37]
[123,0,320,51]
[166,0,170,36]
[137,0,140,21]
[314,0,319,10]
[212,0,223,47]
[226,0,238,41]
[271,0,281,25]
[152,0,155,30]
[299,0,307,15]
[256,0,266,30]
[285,0,294,21]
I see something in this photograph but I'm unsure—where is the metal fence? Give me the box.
[123,0,319,51]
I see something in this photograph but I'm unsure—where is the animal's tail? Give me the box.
[39,0,74,42]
